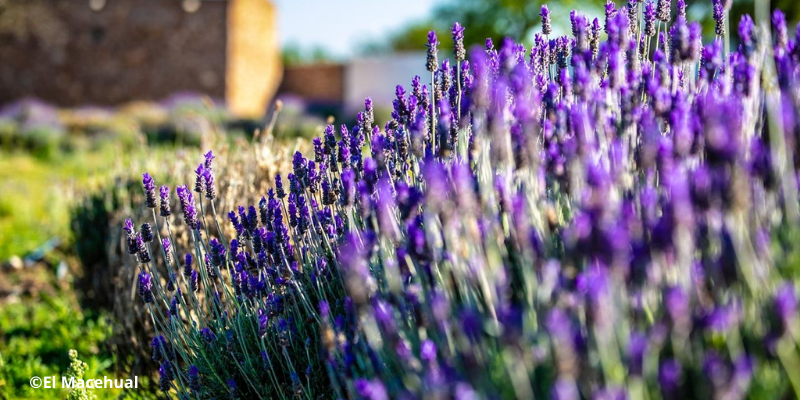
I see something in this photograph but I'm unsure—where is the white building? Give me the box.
[343,52,429,114]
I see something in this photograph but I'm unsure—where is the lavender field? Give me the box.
[4,0,800,399]
[121,1,800,399]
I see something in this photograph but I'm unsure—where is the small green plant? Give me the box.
[66,350,96,400]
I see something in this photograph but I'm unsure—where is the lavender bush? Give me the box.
[123,2,800,399]
[70,134,297,379]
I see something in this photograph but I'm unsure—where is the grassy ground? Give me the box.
[0,270,123,400]
[0,146,145,399]
[0,146,124,261]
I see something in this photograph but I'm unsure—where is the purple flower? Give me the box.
[739,15,755,56]
[202,167,216,200]
[322,179,335,206]
[677,0,686,18]
[773,9,788,50]
[312,137,324,164]
[162,238,173,265]
[292,151,307,185]
[452,22,466,61]
[188,365,201,393]
[297,195,310,235]
[142,173,157,209]
[151,335,174,362]
[137,271,153,303]
[140,222,153,243]
[193,163,205,194]
[288,194,298,228]
[203,150,215,170]
[713,0,725,35]
[341,169,356,206]
[159,185,171,217]
[420,339,437,363]
[659,359,682,393]
[541,5,552,35]
[168,292,178,311]
[158,361,173,392]
[393,85,410,124]
[209,238,226,268]
[124,229,140,255]
[363,97,374,131]
[354,379,388,400]
[201,327,216,343]
[627,332,648,376]
[670,17,690,63]
[123,218,134,235]
[656,0,670,22]
[176,185,198,230]
[135,235,151,263]
[643,1,656,37]
[275,174,286,199]
[552,378,579,400]
[190,269,199,293]
[664,286,691,330]
[426,31,439,72]
[440,59,452,96]
[773,284,797,335]
[226,378,238,399]
[627,0,639,33]
[183,253,193,278]
[319,300,330,318]
[604,1,618,34]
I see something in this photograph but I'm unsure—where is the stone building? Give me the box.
[0,0,281,117]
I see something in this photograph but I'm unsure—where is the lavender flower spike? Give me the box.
[188,365,201,393]
[159,185,171,217]
[162,238,173,265]
[204,150,215,170]
[541,5,552,35]
[644,1,656,36]
[202,167,216,200]
[194,163,205,194]
[124,219,141,255]
[140,223,154,243]
[143,173,157,209]
[452,22,466,61]
[176,185,199,230]
[426,31,439,72]
[713,0,725,35]
[190,270,199,293]
[158,361,173,392]
[656,0,670,22]
[123,218,134,235]
[183,253,193,278]
[135,235,151,263]
[137,271,153,303]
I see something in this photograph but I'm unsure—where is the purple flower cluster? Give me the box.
[121,5,800,399]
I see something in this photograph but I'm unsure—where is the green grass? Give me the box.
[0,146,131,261]
[0,290,120,399]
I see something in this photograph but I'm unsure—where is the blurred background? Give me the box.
[0,0,798,398]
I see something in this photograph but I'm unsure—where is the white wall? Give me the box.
[343,52,429,114]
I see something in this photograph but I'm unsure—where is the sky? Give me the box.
[274,0,440,58]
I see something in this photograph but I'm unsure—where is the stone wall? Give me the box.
[0,0,281,117]
[278,64,344,106]
[227,0,282,117]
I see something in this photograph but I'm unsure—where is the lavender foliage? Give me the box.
[121,5,800,399]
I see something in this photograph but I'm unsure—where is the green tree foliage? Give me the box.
[282,42,335,66]
[370,0,800,55]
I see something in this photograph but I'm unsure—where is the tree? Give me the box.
[366,0,604,55]
[368,0,800,55]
